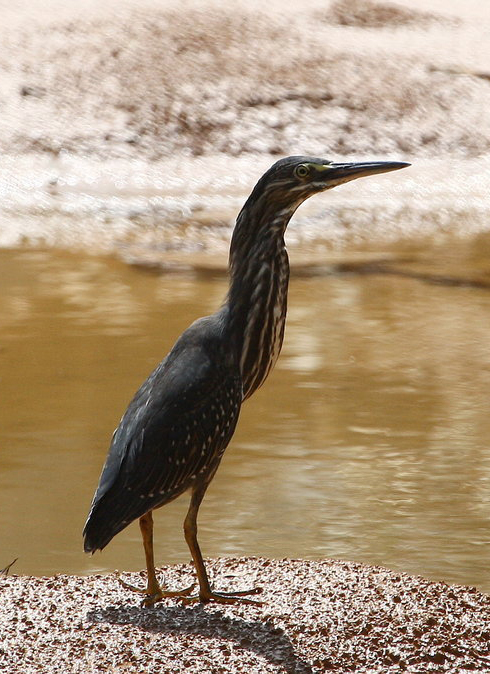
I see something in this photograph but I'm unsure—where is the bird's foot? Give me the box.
[140,584,196,608]
[116,572,195,607]
[181,586,263,606]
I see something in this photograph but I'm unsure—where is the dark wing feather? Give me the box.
[83,313,242,552]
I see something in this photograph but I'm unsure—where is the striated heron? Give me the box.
[83,156,409,606]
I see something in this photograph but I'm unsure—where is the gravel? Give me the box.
[2,557,490,673]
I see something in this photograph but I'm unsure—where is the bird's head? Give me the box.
[246,155,410,216]
[231,155,410,262]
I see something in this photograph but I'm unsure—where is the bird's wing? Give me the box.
[83,316,242,551]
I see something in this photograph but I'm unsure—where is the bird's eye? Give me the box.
[294,164,310,179]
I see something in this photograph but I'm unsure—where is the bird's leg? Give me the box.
[181,484,262,605]
[117,511,194,606]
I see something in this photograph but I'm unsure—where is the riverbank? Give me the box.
[3,0,490,161]
[2,0,490,257]
[1,557,489,672]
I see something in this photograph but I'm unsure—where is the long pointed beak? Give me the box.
[326,160,410,186]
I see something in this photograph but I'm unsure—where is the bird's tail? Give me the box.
[83,504,117,553]
[83,495,133,553]
[83,489,151,553]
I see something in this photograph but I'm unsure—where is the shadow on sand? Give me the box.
[88,602,313,673]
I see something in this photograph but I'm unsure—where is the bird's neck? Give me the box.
[225,206,292,400]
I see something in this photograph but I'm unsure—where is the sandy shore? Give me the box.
[2,0,490,254]
[2,557,490,673]
[3,0,490,161]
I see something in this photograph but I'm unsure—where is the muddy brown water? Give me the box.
[1,241,490,593]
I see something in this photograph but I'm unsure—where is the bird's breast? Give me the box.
[240,252,289,400]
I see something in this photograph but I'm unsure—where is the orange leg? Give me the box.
[181,484,262,605]
[118,511,194,607]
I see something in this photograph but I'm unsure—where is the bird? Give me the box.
[83,155,409,606]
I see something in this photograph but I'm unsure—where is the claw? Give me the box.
[117,573,147,594]
[181,586,263,606]
[116,572,195,606]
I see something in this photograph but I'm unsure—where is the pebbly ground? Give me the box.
[1,557,490,673]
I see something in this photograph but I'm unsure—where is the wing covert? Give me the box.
[83,313,242,551]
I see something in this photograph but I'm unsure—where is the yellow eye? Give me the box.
[294,164,310,179]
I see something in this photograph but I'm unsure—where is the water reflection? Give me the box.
[0,246,489,592]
